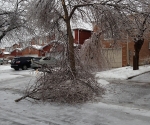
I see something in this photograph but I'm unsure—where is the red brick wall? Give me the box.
[22,47,40,56]
[10,50,22,57]
[42,44,53,56]
[101,37,150,67]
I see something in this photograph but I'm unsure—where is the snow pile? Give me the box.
[95,65,150,80]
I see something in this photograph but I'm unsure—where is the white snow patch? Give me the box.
[0,73,23,82]
[0,65,11,71]
[3,51,10,55]
[32,45,43,50]
[95,66,150,80]
[97,79,109,87]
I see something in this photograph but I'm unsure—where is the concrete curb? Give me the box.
[128,71,150,79]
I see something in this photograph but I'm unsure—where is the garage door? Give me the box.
[103,48,122,68]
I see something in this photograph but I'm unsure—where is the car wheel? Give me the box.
[22,65,27,70]
[14,68,19,70]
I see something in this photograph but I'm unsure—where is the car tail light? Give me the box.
[16,61,20,63]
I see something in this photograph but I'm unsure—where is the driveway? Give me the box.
[101,72,150,108]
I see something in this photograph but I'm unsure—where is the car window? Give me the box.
[13,57,20,61]
[33,57,41,61]
[43,57,51,60]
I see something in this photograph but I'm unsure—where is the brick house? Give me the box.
[73,28,92,45]
[30,35,55,46]
[92,28,150,67]
[21,45,42,57]
[41,43,53,56]
[41,40,64,57]
[0,51,10,58]
[10,48,22,57]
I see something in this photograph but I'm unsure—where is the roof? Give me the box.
[42,40,64,49]
[32,45,43,50]
[16,48,23,51]
[10,48,23,52]
[3,51,10,55]
[72,28,93,32]
[71,21,93,31]
[21,45,43,51]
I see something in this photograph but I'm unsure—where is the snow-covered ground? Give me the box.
[0,64,150,125]
[96,65,150,80]
[0,64,39,81]
[1,64,150,83]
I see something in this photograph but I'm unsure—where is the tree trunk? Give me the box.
[61,0,76,76]
[133,37,144,70]
[133,52,139,70]
[66,20,76,76]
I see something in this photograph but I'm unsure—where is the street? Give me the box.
[102,74,150,110]
[0,65,150,125]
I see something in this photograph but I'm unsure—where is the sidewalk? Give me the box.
[95,65,150,80]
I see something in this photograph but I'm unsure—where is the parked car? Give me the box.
[38,57,58,67]
[31,57,42,69]
[33,56,58,70]
[11,56,34,70]
[0,58,3,65]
